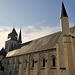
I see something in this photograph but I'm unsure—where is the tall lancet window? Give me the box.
[52,56,56,67]
[32,60,34,67]
[42,58,45,67]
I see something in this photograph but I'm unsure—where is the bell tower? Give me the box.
[60,2,70,35]
[5,28,18,52]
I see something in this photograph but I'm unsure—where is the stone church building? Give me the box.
[0,2,75,75]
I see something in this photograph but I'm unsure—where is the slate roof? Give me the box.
[6,31,61,57]
[8,28,18,38]
[60,2,68,18]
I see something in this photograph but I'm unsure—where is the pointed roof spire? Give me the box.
[8,27,18,39]
[18,28,22,44]
[60,2,68,18]
[12,28,18,35]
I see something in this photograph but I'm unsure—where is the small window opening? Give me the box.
[43,59,45,67]
[52,57,56,67]
[32,60,34,67]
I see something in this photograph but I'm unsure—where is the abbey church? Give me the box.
[0,2,75,75]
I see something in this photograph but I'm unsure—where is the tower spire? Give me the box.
[18,28,22,44]
[8,27,18,40]
[60,2,70,35]
[60,2,68,18]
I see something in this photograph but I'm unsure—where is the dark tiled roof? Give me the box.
[6,31,61,57]
[8,28,18,37]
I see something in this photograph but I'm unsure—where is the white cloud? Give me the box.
[0,24,61,50]
[0,26,12,49]
[22,25,60,42]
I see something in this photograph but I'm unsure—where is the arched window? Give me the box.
[52,56,56,67]
[42,58,45,67]
[32,60,34,67]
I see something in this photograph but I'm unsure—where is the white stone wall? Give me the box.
[3,49,58,75]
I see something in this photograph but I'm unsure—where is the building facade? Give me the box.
[0,2,75,75]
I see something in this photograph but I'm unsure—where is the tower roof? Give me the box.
[60,2,68,18]
[8,28,18,40]
[8,28,18,37]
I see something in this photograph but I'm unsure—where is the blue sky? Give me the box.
[0,0,75,49]
[0,0,74,27]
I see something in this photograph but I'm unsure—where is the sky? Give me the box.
[0,0,75,49]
